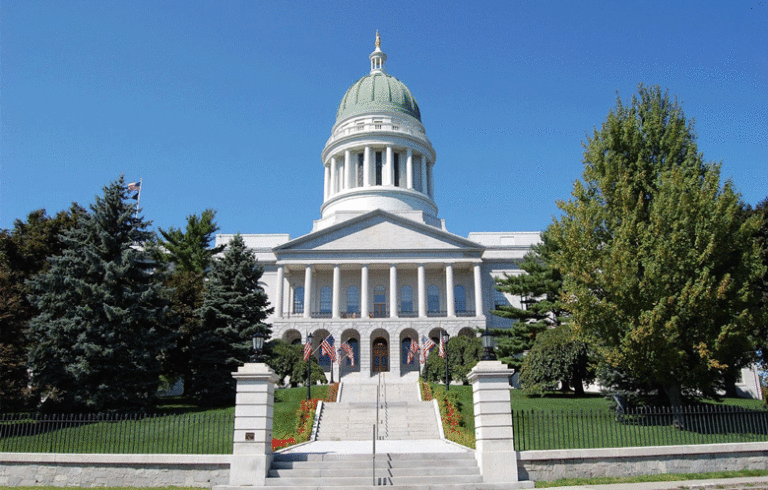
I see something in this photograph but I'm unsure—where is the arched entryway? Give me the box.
[371,337,389,373]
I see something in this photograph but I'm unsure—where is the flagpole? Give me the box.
[134,178,142,219]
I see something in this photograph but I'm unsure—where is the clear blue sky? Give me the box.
[2,1,766,239]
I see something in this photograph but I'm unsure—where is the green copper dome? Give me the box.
[336,72,421,122]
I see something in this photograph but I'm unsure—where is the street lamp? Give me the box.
[251,330,266,363]
[306,331,313,401]
[443,331,450,392]
[480,326,496,361]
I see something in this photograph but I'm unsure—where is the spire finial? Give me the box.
[369,31,387,74]
[375,30,381,49]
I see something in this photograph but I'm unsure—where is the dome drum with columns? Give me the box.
[216,34,542,382]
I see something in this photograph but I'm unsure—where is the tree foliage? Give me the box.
[27,177,171,411]
[424,335,481,384]
[491,231,567,371]
[189,234,273,405]
[550,84,763,406]
[156,209,224,275]
[519,324,595,395]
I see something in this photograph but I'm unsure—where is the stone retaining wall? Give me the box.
[518,442,768,481]
[0,453,230,487]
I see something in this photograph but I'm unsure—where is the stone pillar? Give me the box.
[473,263,483,317]
[332,265,340,319]
[303,265,312,319]
[467,361,518,483]
[360,265,369,318]
[275,265,284,319]
[420,155,428,194]
[389,264,397,318]
[323,165,330,200]
[406,149,413,189]
[386,145,394,186]
[446,264,455,318]
[344,150,352,189]
[364,146,372,187]
[230,363,278,486]
[330,156,337,196]
[417,263,426,318]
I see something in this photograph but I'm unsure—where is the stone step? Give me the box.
[273,452,474,462]
[269,465,478,478]
[264,474,484,487]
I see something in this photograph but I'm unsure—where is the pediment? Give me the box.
[274,211,483,253]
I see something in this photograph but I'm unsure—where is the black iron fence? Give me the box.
[0,412,234,454]
[513,405,768,451]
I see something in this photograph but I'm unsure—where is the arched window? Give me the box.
[373,285,386,317]
[454,285,466,313]
[293,286,305,314]
[401,286,413,314]
[428,285,440,313]
[401,337,414,364]
[493,288,509,310]
[346,338,359,366]
[347,286,359,316]
[320,286,332,315]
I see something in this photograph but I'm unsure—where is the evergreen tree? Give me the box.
[491,231,567,371]
[0,206,85,410]
[550,85,763,406]
[191,234,272,404]
[157,209,224,275]
[27,178,171,411]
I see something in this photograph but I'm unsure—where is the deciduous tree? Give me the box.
[550,84,763,406]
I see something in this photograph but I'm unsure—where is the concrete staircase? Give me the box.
[265,451,496,489]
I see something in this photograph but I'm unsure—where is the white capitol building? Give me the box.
[217,33,541,381]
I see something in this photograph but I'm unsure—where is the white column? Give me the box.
[385,145,394,186]
[417,264,426,318]
[406,150,413,189]
[474,264,483,317]
[323,165,330,200]
[364,146,372,187]
[332,265,340,319]
[360,265,369,318]
[230,363,277,486]
[446,264,455,318]
[420,155,428,195]
[344,150,352,189]
[329,156,337,196]
[468,361,518,483]
[303,265,312,319]
[275,265,284,319]
[389,264,397,318]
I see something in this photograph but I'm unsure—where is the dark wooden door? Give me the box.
[372,339,389,372]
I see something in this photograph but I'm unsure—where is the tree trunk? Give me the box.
[664,383,684,428]
[572,374,585,396]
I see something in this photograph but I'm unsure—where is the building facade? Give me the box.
[216,33,540,381]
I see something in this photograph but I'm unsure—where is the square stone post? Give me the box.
[229,363,278,487]
[467,360,518,483]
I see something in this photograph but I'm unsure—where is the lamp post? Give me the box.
[481,326,496,361]
[251,330,266,363]
[306,331,313,401]
[443,331,450,392]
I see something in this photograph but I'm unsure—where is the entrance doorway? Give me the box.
[371,338,389,373]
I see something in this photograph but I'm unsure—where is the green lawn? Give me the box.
[272,385,328,439]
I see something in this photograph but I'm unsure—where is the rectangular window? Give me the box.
[357,153,364,187]
[393,153,400,187]
[375,151,383,185]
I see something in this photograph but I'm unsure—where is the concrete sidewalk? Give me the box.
[555,476,768,489]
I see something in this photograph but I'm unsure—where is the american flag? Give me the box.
[421,337,435,364]
[303,341,312,361]
[406,338,419,364]
[320,335,336,363]
[439,334,447,358]
[340,341,355,366]
[127,182,141,192]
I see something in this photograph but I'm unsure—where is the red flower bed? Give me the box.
[271,437,296,450]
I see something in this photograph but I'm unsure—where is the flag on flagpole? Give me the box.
[439,335,447,358]
[303,341,312,361]
[127,182,141,192]
[340,341,355,366]
[421,337,436,364]
[321,335,336,363]
[407,338,419,364]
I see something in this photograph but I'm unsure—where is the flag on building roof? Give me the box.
[340,341,355,367]
[421,337,435,364]
[407,338,419,364]
[321,335,336,363]
[303,341,312,361]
